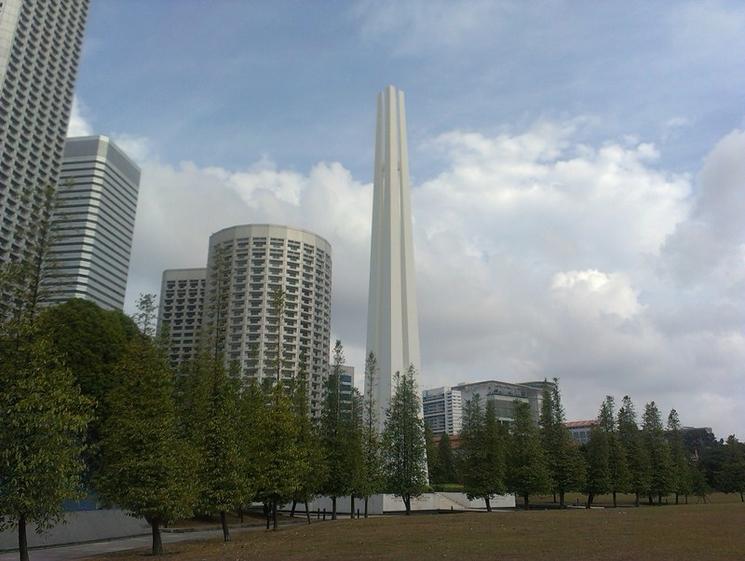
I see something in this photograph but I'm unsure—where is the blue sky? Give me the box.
[71,1,745,436]
[77,0,744,176]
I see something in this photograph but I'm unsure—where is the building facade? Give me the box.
[43,136,141,310]
[0,0,89,264]
[159,224,332,417]
[365,85,422,432]
[422,386,463,436]
[339,364,355,418]
[565,420,597,445]
[157,268,206,367]
[450,379,553,425]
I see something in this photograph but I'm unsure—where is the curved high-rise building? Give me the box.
[365,85,422,431]
[203,224,332,416]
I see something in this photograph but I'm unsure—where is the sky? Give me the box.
[69,0,745,437]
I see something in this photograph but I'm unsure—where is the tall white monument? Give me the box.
[366,85,422,431]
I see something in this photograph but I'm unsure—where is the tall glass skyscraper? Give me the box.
[43,136,141,310]
[0,0,90,264]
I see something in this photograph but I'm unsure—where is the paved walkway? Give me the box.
[0,522,290,561]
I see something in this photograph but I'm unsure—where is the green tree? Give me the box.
[236,380,265,520]
[690,463,710,503]
[0,200,93,561]
[540,380,585,507]
[345,387,365,519]
[599,396,630,507]
[425,424,441,484]
[460,396,506,511]
[0,328,91,561]
[255,383,301,529]
[96,332,197,555]
[642,401,673,504]
[584,426,610,508]
[358,352,383,517]
[319,340,349,519]
[506,400,550,509]
[667,409,692,504]
[382,366,428,514]
[37,299,139,481]
[437,433,458,484]
[289,354,325,523]
[718,435,745,502]
[193,356,245,541]
[617,396,651,506]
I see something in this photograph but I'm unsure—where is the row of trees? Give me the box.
[428,381,745,509]
[0,280,431,559]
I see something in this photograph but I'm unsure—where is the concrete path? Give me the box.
[0,522,291,561]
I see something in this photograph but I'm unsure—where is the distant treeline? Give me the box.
[426,382,745,509]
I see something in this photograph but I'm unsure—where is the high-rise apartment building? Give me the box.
[157,268,206,367]
[43,136,141,310]
[366,85,422,432]
[422,386,463,436]
[205,224,332,416]
[158,224,333,417]
[0,0,89,263]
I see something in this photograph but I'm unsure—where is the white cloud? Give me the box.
[123,121,745,438]
[551,270,641,320]
[67,96,93,137]
[351,0,503,55]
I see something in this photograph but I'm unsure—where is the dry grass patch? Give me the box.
[85,502,745,561]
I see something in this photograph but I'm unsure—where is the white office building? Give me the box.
[0,0,89,264]
[43,136,141,310]
[450,379,553,425]
[157,268,206,367]
[422,386,463,436]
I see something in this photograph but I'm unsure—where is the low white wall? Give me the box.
[439,492,516,509]
[286,495,383,516]
[288,492,515,516]
[0,509,149,551]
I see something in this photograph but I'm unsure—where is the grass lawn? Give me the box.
[86,499,745,561]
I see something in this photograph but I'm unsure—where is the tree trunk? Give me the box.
[272,500,278,530]
[264,502,270,529]
[675,493,679,505]
[634,491,640,507]
[364,496,369,519]
[523,494,529,510]
[403,495,411,515]
[658,492,663,505]
[331,496,337,520]
[151,518,163,555]
[740,491,744,503]
[290,500,297,517]
[350,495,355,519]
[613,491,617,508]
[305,501,311,524]
[485,496,491,512]
[239,506,244,523]
[685,494,688,504]
[648,494,653,506]
[559,490,565,508]
[586,492,594,509]
[220,510,230,542]
[18,514,29,561]
[552,492,557,503]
